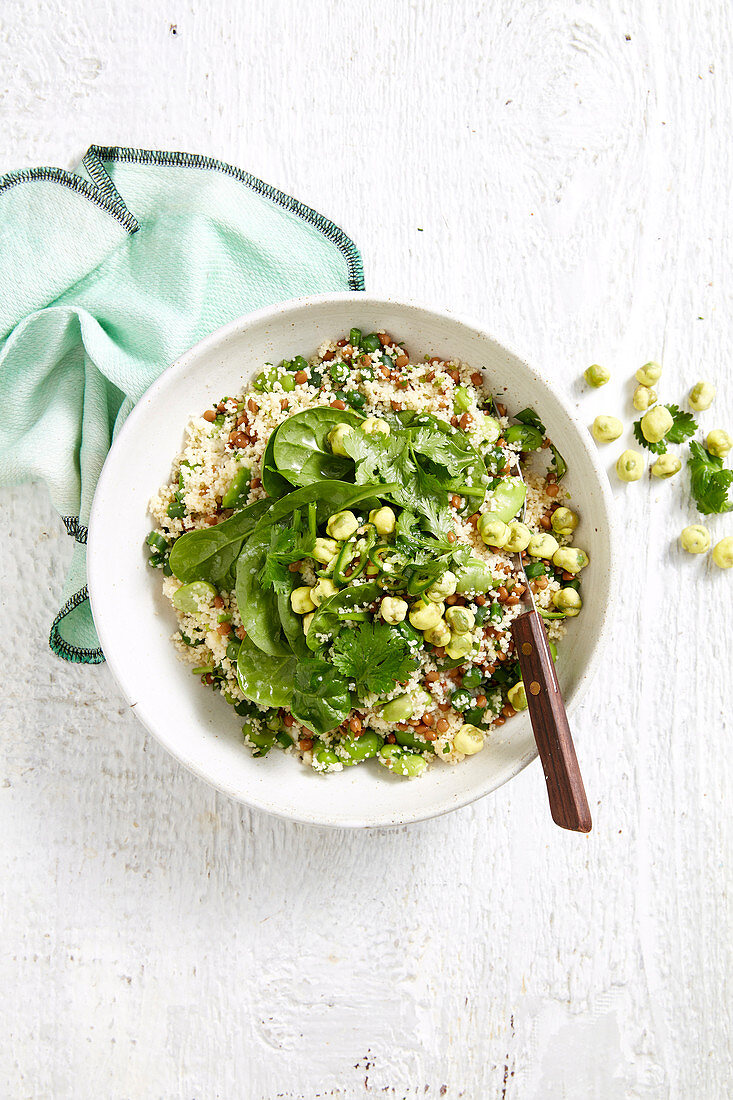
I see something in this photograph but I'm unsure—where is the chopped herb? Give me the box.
[688,440,733,515]
[331,621,418,698]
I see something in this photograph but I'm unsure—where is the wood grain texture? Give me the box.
[512,610,592,833]
[1,0,731,1097]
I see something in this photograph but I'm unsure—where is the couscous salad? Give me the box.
[147,329,589,778]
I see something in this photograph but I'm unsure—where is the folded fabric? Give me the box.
[0,145,363,663]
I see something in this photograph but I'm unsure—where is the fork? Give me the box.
[490,401,592,833]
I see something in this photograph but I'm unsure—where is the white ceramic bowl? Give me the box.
[88,294,616,827]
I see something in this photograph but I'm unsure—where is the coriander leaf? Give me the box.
[688,440,733,515]
[290,658,351,736]
[664,404,697,444]
[259,524,316,595]
[633,419,667,454]
[331,621,418,699]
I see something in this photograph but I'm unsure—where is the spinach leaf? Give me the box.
[505,424,544,451]
[168,499,271,585]
[305,582,381,651]
[290,658,351,736]
[257,481,398,530]
[235,529,287,656]
[276,579,309,659]
[514,407,546,433]
[236,638,296,708]
[272,407,364,486]
[260,423,292,498]
[550,444,567,481]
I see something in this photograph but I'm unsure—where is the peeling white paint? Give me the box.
[1,0,731,1096]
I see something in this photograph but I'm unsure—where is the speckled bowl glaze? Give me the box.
[88,294,617,827]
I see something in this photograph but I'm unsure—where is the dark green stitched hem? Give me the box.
[61,515,88,544]
[85,145,365,291]
[0,146,365,291]
[49,586,104,665]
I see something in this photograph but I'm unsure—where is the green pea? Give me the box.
[462,668,482,689]
[362,333,382,353]
[172,580,217,612]
[311,742,340,770]
[146,531,168,553]
[486,478,527,523]
[339,731,383,764]
[453,385,472,414]
[450,688,472,711]
[280,374,296,392]
[377,745,428,777]
[455,558,495,595]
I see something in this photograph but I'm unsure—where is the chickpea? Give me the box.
[504,521,532,553]
[311,578,338,607]
[551,507,579,537]
[445,633,473,660]
[326,510,359,540]
[706,430,732,459]
[679,525,711,554]
[290,586,316,614]
[453,724,484,755]
[616,449,644,482]
[507,682,528,711]
[527,533,559,559]
[641,406,673,444]
[361,417,390,436]
[380,596,408,624]
[368,505,397,535]
[552,546,589,573]
[635,361,663,386]
[328,423,354,456]
[425,570,457,602]
[445,606,475,634]
[689,381,715,411]
[591,415,623,443]
[584,363,610,387]
[478,514,509,548]
[552,588,582,617]
[712,537,733,569]
[408,599,444,631]
[311,537,339,566]
[651,453,682,479]
[632,385,657,412]
[423,620,452,647]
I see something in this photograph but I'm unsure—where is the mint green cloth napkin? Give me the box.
[0,145,363,663]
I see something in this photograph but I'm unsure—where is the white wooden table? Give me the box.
[1,1,731,1096]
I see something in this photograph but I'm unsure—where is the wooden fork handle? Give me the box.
[511,610,592,833]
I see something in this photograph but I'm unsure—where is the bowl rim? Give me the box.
[88,291,619,827]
